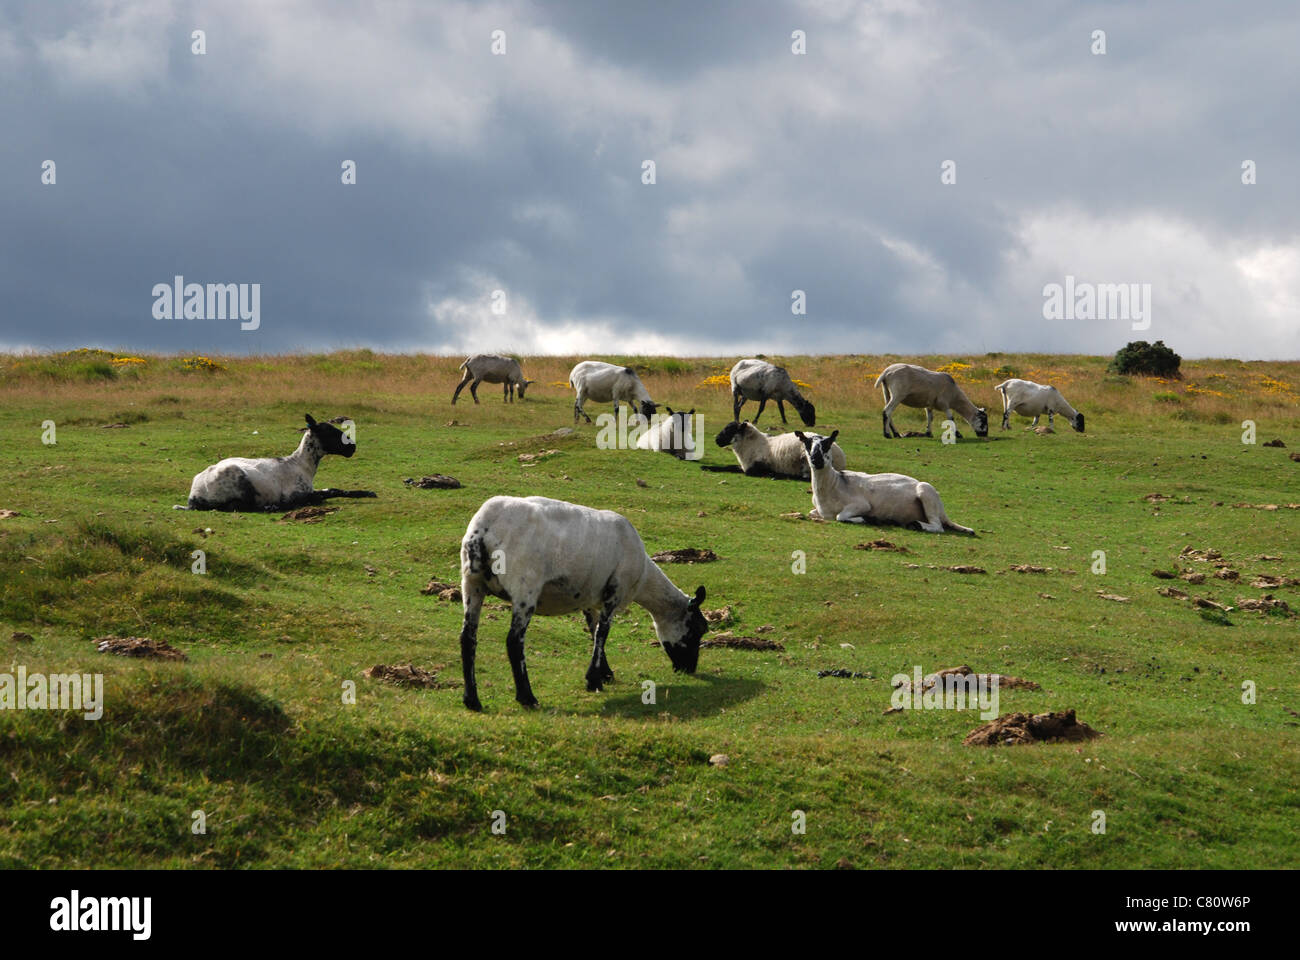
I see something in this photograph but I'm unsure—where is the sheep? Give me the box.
[995,378,1084,432]
[714,420,845,479]
[569,360,657,424]
[179,414,376,511]
[452,354,535,404]
[794,430,974,534]
[457,495,708,710]
[635,407,697,459]
[729,358,815,426]
[874,363,988,439]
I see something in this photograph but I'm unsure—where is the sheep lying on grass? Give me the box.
[458,495,708,710]
[452,354,534,404]
[713,420,844,479]
[635,408,697,459]
[874,363,988,439]
[730,359,816,426]
[179,415,376,511]
[569,361,657,424]
[995,378,1084,432]
[795,431,974,534]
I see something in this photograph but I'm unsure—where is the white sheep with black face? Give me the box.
[457,495,708,711]
[795,430,974,534]
[714,420,844,479]
[729,359,816,427]
[180,414,374,511]
[452,354,535,404]
[568,361,658,424]
[874,363,988,439]
[995,378,1084,432]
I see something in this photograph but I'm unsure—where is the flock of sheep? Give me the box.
[177,355,1085,711]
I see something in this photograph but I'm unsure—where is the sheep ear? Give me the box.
[666,406,674,415]
[828,429,839,443]
[688,409,695,415]
[691,585,706,606]
[304,414,316,427]
[794,430,808,445]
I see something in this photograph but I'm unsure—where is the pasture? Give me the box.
[1,350,1297,868]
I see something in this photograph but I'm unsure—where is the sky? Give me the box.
[2,0,1297,358]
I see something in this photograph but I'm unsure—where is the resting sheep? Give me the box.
[795,430,974,534]
[458,495,708,710]
[569,361,657,424]
[995,378,1084,432]
[452,354,534,404]
[714,420,844,479]
[180,414,375,511]
[874,363,988,439]
[730,358,815,426]
[635,407,697,459]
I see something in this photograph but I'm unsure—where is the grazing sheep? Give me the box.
[714,420,845,479]
[458,495,708,710]
[730,358,815,426]
[569,361,657,424]
[635,407,697,459]
[452,354,535,404]
[180,415,375,511]
[795,430,974,534]
[874,363,988,439]
[995,378,1084,432]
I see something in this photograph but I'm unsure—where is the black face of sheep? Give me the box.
[305,414,356,457]
[715,421,743,447]
[1072,413,1085,433]
[793,396,816,428]
[517,379,536,399]
[973,409,989,438]
[664,585,706,674]
[639,400,658,420]
[795,430,837,470]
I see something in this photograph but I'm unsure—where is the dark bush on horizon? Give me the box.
[1109,340,1181,378]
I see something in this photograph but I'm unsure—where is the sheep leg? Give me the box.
[881,391,903,438]
[753,397,768,424]
[459,586,485,711]
[1031,414,1040,426]
[584,609,615,691]
[574,390,592,424]
[1001,407,1011,430]
[504,382,512,403]
[469,379,481,404]
[924,408,934,437]
[505,602,539,708]
[451,372,473,404]
[947,409,964,439]
[776,398,788,424]
[1048,411,1054,426]
[836,507,869,524]
[732,389,745,422]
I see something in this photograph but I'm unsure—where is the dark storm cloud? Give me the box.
[1,0,1296,358]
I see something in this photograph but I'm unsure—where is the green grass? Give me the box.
[0,352,1297,868]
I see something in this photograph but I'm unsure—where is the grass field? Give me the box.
[1,349,1298,869]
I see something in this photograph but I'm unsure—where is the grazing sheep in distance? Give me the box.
[569,361,657,424]
[458,495,708,710]
[795,430,974,534]
[874,363,988,439]
[714,420,844,479]
[452,354,534,404]
[179,414,376,511]
[635,408,698,459]
[995,378,1084,432]
[730,359,816,426]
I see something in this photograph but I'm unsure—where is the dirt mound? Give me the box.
[1144,493,1173,503]
[1251,574,1299,588]
[1151,568,1176,579]
[702,605,734,625]
[894,664,1041,693]
[1236,595,1292,614]
[11,632,34,643]
[652,548,718,563]
[1009,564,1051,573]
[0,509,19,519]
[362,663,452,688]
[420,580,462,601]
[279,505,338,523]
[1097,592,1130,602]
[1291,453,1300,463]
[1180,546,1223,561]
[946,565,986,574]
[1158,586,1190,599]
[100,422,130,429]
[404,474,462,489]
[855,539,908,553]
[95,636,188,661]
[818,669,872,679]
[1262,439,1286,448]
[517,449,559,463]
[700,632,783,651]
[963,709,1100,746]
[1180,572,1206,584]
[1034,425,1054,435]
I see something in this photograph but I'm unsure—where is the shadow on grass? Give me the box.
[596,672,763,720]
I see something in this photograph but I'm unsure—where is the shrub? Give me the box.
[1110,340,1181,377]
[1153,391,1181,404]
[993,364,1020,380]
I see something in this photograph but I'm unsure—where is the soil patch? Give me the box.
[963,709,1100,746]
[652,548,718,564]
[95,636,188,661]
[404,474,462,489]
